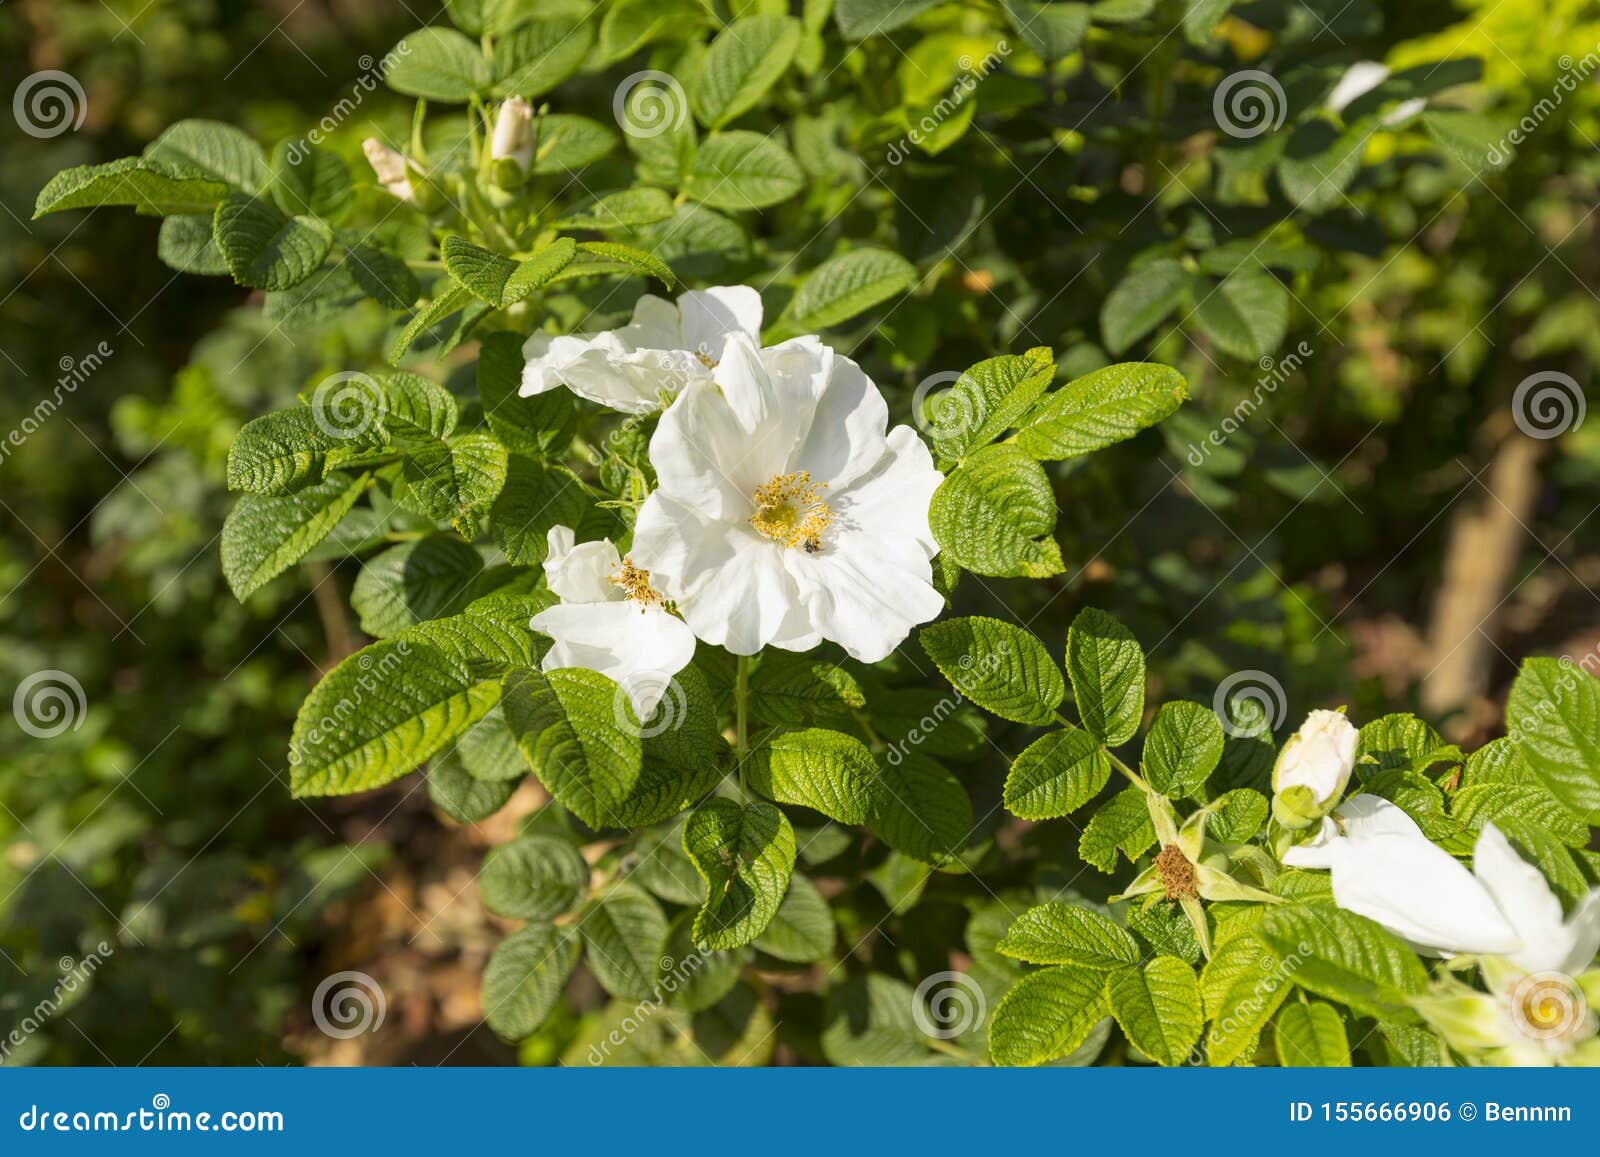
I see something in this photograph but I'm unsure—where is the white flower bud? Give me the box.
[362,138,415,204]
[1272,708,1357,827]
[491,97,535,172]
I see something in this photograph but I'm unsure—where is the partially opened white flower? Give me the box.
[1283,793,1600,971]
[1271,707,1358,828]
[520,286,762,414]
[528,525,696,720]
[630,333,944,662]
[1414,966,1600,1067]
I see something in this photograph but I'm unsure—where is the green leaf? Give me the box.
[1206,788,1269,843]
[927,347,1055,466]
[479,835,589,920]
[822,975,934,1066]
[396,431,509,537]
[386,28,491,101]
[1142,700,1224,796]
[928,445,1063,578]
[144,119,268,189]
[1001,0,1090,60]
[1506,657,1600,822]
[213,194,333,291]
[477,331,577,458]
[598,0,712,62]
[835,0,943,39]
[1192,271,1290,360]
[1015,362,1187,460]
[226,407,339,494]
[1201,930,1287,1065]
[429,751,516,822]
[1451,783,1588,847]
[350,535,482,637]
[1004,728,1110,819]
[868,751,973,864]
[1278,120,1366,213]
[1260,903,1427,1020]
[1274,1000,1351,1066]
[989,964,1109,1066]
[573,240,677,289]
[289,613,532,796]
[556,188,677,230]
[789,248,917,331]
[221,473,368,599]
[1357,712,1458,777]
[683,798,797,950]
[659,912,743,1012]
[35,157,232,218]
[751,873,835,962]
[489,457,589,566]
[997,903,1139,969]
[482,924,579,1040]
[1079,786,1156,872]
[579,883,669,999]
[692,15,801,128]
[530,114,617,174]
[683,132,805,211]
[1101,258,1189,354]
[157,213,228,274]
[269,141,352,221]
[920,615,1065,726]
[1067,607,1145,747]
[500,666,645,829]
[1107,956,1202,1067]
[344,241,420,310]
[492,16,593,98]
[747,728,879,824]
[747,653,865,726]
[441,234,577,306]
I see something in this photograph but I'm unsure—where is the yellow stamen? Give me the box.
[609,557,664,608]
[750,470,833,550]
[694,349,718,369]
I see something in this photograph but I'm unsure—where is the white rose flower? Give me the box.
[630,333,944,662]
[1283,794,1600,971]
[528,525,696,720]
[519,286,762,414]
[1271,707,1358,827]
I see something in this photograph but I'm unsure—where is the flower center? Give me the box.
[1155,844,1197,900]
[609,557,664,608]
[694,349,718,369]
[749,471,833,551]
[1508,972,1589,1043]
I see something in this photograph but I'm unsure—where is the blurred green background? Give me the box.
[2,0,1596,1064]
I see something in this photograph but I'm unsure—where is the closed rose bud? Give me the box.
[490,97,534,188]
[362,138,415,204]
[1271,707,1357,829]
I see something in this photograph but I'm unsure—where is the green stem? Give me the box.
[1052,711,1147,788]
[735,654,752,798]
